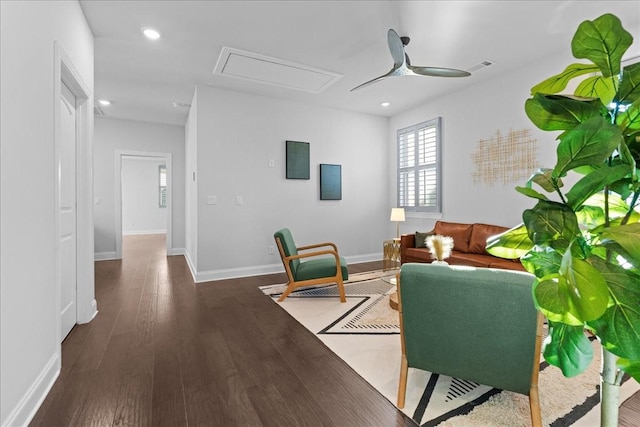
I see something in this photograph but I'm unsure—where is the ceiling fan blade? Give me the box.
[352,29,471,91]
[350,67,404,91]
[387,29,406,68]
[409,65,471,78]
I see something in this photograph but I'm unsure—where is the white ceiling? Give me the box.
[79,1,640,127]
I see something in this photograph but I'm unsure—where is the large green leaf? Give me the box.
[571,13,633,78]
[516,186,548,201]
[601,223,640,264]
[523,200,579,249]
[521,246,563,277]
[528,168,562,193]
[617,358,640,383]
[558,251,609,321]
[574,74,618,106]
[615,62,640,105]
[525,94,604,131]
[576,205,605,229]
[566,164,631,210]
[587,259,640,360]
[531,63,600,95]
[533,276,583,326]
[543,322,594,377]
[583,192,632,216]
[485,223,532,259]
[553,116,623,178]
[617,99,640,131]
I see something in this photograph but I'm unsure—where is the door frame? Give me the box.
[53,42,97,350]
[114,150,173,259]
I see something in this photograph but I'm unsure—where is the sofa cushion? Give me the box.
[489,259,525,271]
[468,223,509,255]
[432,221,473,253]
[415,231,433,248]
[448,252,493,268]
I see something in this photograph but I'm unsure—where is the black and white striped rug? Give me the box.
[260,277,639,426]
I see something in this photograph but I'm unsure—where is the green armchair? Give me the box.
[274,228,348,302]
[397,263,544,426]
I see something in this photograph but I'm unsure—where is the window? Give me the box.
[397,117,442,213]
[159,165,167,208]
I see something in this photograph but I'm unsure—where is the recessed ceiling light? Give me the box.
[381,102,390,107]
[142,28,160,40]
[98,99,111,106]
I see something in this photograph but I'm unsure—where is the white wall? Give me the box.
[187,85,389,281]
[388,51,588,236]
[122,157,167,235]
[0,1,94,425]
[94,117,185,258]
[185,93,198,272]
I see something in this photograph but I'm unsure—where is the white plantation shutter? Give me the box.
[159,165,167,208]
[397,118,441,212]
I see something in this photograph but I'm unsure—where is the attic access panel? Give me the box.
[214,47,342,93]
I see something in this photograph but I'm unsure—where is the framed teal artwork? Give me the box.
[320,164,341,200]
[286,140,310,179]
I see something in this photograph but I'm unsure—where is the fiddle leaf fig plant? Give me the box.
[485,13,639,426]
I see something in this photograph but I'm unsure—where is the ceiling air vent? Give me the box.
[213,47,342,94]
[467,60,494,73]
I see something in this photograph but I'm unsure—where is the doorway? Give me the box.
[54,41,97,346]
[114,150,173,259]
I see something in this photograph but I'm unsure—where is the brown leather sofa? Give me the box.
[400,220,525,271]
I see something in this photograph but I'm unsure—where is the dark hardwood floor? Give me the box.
[31,234,639,426]
[31,234,415,426]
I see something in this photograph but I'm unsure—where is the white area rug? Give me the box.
[260,275,640,426]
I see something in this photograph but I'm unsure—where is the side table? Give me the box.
[383,239,401,271]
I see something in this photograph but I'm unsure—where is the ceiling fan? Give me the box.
[351,29,471,91]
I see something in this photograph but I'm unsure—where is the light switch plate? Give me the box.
[206,195,217,205]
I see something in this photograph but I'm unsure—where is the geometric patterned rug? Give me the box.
[260,276,640,426]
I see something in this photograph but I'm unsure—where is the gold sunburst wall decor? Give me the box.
[471,128,538,185]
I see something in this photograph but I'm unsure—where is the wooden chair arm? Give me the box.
[284,249,339,262]
[297,242,338,252]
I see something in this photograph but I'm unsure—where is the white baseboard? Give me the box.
[2,353,59,427]
[122,230,166,236]
[167,247,185,256]
[79,299,98,324]
[193,253,382,283]
[195,263,284,283]
[94,251,117,261]
[183,251,198,283]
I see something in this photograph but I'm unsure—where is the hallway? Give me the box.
[31,234,412,426]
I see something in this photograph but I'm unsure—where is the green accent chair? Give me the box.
[274,228,348,302]
[397,263,543,427]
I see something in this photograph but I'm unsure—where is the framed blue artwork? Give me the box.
[320,164,341,200]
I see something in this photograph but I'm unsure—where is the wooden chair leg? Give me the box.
[529,385,542,427]
[397,355,408,408]
[277,284,295,302]
[337,278,346,303]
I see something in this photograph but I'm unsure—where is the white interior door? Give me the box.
[59,82,77,340]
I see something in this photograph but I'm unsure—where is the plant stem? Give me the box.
[601,347,621,427]
[622,189,640,226]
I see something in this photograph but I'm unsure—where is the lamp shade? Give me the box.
[390,208,405,222]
